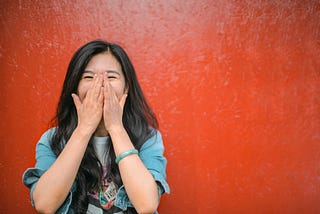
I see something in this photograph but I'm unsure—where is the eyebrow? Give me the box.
[83,70,120,75]
[83,70,95,74]
[106,70,120,76]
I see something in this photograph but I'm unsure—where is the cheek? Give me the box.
[77,82,91,101]
[110,82,126,99]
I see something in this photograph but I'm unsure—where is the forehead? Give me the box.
[86,52,122,72]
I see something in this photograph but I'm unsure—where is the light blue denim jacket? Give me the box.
[22,128,170,214]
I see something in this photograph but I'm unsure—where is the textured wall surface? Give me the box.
[0,0,319,213]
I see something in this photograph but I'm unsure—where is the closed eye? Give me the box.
[108,76,117,79]
[82,70,95,79]
[83,76,93,79]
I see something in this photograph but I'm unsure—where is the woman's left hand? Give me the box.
[103,77,127,132]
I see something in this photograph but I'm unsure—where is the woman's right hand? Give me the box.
[33,74,104,213]
[71,73,104,135]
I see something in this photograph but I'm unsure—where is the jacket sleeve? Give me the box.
[22,128,75,214]
[115,130,170,210]
[139,130,170,195]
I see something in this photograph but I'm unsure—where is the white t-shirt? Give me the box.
[93,136,109,166]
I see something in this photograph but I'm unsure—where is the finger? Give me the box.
[119,94,127,109]
[91,73,103,98]
[71,93,81,110]
[90,73,99,89]
[98,85,104,105]
[84,74,97,99]
[103,75,112,97]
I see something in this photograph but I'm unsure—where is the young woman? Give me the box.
[23,40,169,214]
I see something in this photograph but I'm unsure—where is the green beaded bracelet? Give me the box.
[115,149,138,164]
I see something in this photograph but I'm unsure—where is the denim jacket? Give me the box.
[22,128,170,214]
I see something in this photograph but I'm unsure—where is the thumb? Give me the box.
[71,93,81,110]
[119,93,127,110]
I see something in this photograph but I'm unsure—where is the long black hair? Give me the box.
[50,40,158,213]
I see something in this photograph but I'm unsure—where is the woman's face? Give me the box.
[77,52,127,101]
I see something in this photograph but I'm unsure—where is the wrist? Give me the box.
[107,124,125,135]
[74,126,94,139]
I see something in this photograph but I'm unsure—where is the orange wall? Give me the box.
[1,1,319,213]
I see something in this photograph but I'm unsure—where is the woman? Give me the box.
[23,40,169,214]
